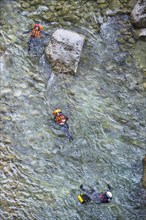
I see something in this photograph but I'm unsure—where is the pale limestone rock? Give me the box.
[45,29,85,74]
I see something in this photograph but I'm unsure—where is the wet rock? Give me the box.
[0,105,8,113]
[22,2,30,9]
[20,83,28,89]
[133,38,146,69]
[30,0,40,5]
[37,5,48,13]
[42,12,55,22]
[3,154,16,161]
[55,5,63,11]
[1,116,12,121]
[13,90,22,97]
[143,68,146,90]
[133,28,146,39]
[128,0,137,9]
[143,68,146,78]
[0,44,6,57]
[45,29,85,74]
[8,34,17,42]
[128,37,135,44]
[1,136,12,144]
[0,50,5,57]
[98,0,111,3]
[141,155,146,189]
[32,75,45,83]
[143,82,146,89]
[1,51,13,67]
[64,14,80,22]
[131,0,146,28]
[1,88,12,97]
[117,37,126,44]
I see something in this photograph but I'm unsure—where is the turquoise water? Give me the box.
[0,1,146,220]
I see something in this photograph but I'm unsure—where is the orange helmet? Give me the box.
[33,24,43,30]
[52,109,62,115]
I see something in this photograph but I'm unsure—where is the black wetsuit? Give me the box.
[23,30,46,52]
[80,185,112,204]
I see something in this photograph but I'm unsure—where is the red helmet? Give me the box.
[33,24,43,30]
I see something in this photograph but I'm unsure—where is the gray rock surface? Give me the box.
[45,29,85,74]
[131,0,146,28]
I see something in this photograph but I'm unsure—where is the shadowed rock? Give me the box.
[141,155,146,189]
[45,29,85,74]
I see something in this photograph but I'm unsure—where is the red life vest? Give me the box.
[99,193,109,203]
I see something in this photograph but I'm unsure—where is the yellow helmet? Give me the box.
[52,109,61,115]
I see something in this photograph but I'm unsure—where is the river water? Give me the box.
[0,1,146,220]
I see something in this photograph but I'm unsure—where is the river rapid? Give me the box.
[0,0,146,220]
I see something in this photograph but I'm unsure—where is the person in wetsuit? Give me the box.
[23,24,46,51]
[52,109,68,126]
[78,184,112,204]
[52,109,73,141]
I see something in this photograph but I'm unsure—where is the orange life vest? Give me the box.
[30,29,40,38]
[55,114,66,125]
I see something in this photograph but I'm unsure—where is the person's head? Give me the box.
[106,191,112,199]
[52,109,62,116]
[33,24,43,31]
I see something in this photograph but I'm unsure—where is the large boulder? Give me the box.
[45,29,85,74]
[130,0,146,28]
[141,155,146,189]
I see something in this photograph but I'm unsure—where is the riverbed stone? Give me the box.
[0,44,5,56]
[64,14,80,22]
[131,0,146,28]
[1,116,12,121]
[1,88,12,96]
[143,82,146,89]
[128,37,135,44]
[30,0,40,5]
[2,136,12,144]
[20,83,28,89]
[45,29,85,74]
[141,155,146,189]
[98,0,110,3]
[133,28,146,39]
[13,90,22,97]
[0,50,5,57]
[0,106,8,113]
[22,2,30,9]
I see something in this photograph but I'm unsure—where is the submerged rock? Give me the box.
[131,0,146,28]
[0,44,6,57]
[141,155,146,189]
[45,29,85,74]
[22,2,30,9]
